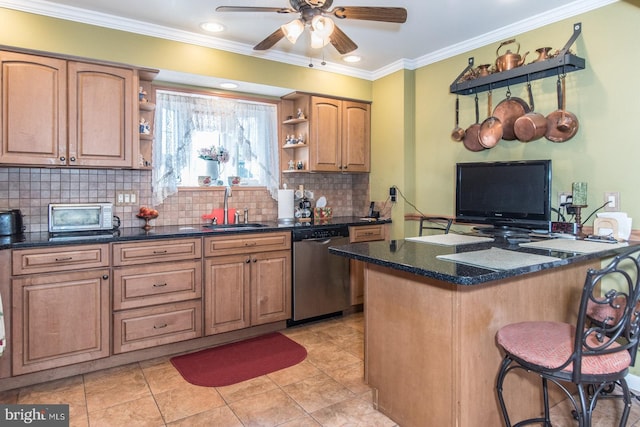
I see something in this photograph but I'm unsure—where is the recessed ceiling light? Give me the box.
[200,22,225,33]
[220,82,239,89]
[343,55,361,63]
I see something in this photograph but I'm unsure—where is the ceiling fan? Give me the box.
[216,0,407,55]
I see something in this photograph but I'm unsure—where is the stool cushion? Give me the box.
[496,321,632,375]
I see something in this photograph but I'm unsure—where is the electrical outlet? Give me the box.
[389,186,396,202]
[558,192,571,207]
[604,192,620,212]
[116,191,139,206]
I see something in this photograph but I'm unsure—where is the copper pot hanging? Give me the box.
[514,82,547,142]
[478,90,503,148]
[545,76,579,142]
[462,94,485,152]
[492,88,531,141]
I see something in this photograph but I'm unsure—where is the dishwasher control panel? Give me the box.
[292,225,349,241]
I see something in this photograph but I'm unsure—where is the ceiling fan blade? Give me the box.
[216,6,295,14]
[330,7,407,23]
[254,28,286,51]
[330,25,358,55]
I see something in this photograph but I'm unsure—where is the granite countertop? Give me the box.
[1,216,391,250]
[329,234,639,286]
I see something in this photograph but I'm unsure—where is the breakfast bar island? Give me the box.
[329,236,636,427]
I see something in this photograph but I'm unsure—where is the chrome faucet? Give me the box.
[223,186,232,224]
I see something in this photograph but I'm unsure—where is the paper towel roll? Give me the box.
[278,189,294,223]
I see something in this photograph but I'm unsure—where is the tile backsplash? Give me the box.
[0,167,370,232]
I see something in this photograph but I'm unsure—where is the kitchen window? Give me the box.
[152,89,279,205]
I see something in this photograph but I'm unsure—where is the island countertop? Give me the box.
[329,235,637,285]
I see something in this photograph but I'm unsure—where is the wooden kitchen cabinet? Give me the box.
[112,238,203,353]
[280,92,370,173]
[203,232,291,335]
[349,224,387,305]
[310,96,370,172]
[11,244,111,375]
[0,48,144,168]
[0,51,67,166]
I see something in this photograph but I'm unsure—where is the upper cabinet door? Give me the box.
[68,62,134,168]
[342,101,370,172]
[0,52,67,166]
[309,96,342,172]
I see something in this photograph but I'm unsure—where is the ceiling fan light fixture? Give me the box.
[311,15,335,38]
[310,31,331,49]
[281,19,305,44]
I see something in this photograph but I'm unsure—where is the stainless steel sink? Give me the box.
[203,223,268,230]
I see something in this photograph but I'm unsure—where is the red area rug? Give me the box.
[170,332,307,387]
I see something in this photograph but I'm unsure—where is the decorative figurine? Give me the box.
[139,118,150,134]
[139,86,148,103]
[296,108,305,119]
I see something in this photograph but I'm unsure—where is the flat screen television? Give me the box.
[455,160,552,235]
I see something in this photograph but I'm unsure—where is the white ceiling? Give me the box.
[1,0,616,92]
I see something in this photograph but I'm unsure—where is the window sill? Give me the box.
[178,185,266,191]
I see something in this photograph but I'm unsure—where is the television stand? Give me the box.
[473,225,531,237]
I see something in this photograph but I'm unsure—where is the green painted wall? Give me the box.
[371,1,640,238]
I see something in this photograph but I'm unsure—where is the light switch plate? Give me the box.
[604,192,620,212]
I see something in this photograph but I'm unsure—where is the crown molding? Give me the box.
[0,0,618,83]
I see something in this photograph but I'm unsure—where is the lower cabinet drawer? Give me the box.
[113,260,202,310]
[113,300,202,354]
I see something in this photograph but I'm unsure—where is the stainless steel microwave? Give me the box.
[48,203,115,233]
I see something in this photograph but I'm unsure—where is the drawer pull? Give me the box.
[153,283,168,288]
[153,250,168,254]
[153,323,168,329]
[55,257,73,262]
[244,242,257,247]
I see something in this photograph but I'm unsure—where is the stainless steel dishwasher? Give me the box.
[290,225,350,323]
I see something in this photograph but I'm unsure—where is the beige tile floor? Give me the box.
[0,311,639,426]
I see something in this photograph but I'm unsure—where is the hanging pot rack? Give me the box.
[450,23,585,95]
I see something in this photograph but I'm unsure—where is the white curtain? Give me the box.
[152,90,279,205]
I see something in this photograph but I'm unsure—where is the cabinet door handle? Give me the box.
[69,156,76,162]
[59,156,66,162]
[153,324,168,329]
[153,283,167,288]
[252,258,257,263]
[55,257,73,262]
[102,275,109,280]
[245,258,251,264]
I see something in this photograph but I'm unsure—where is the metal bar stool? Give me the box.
[495,246,640,426]
[418,217,452,236]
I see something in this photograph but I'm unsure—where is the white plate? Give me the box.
[316,196,327,208]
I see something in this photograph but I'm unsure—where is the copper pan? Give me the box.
[492,88,531,140]
[462,94,485,152]
[514,82,547,142]
[545,76,579,142]
[478,90,503,148]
